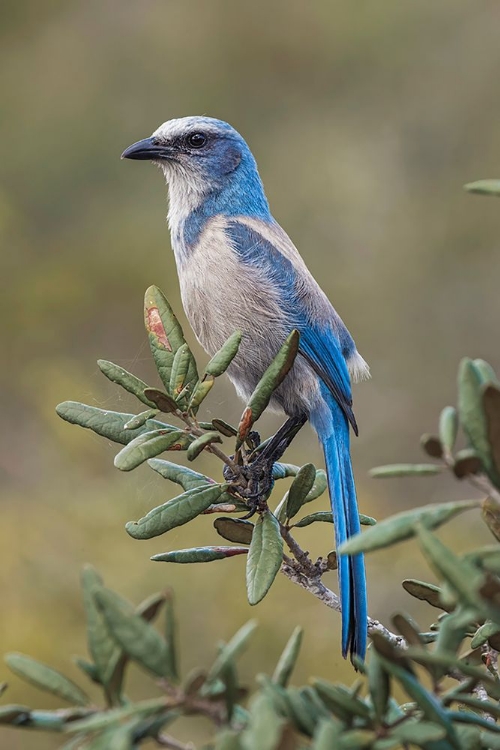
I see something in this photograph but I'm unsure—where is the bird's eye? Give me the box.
[187,132,207,149]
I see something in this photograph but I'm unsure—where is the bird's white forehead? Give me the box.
[152,116,235,141]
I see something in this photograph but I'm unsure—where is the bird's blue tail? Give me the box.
[310,389,367,661]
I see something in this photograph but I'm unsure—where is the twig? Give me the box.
[280,559,405,649]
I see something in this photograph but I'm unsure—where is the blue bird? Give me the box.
[122,116,369,660]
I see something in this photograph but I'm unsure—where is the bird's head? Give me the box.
[122,116,256,195]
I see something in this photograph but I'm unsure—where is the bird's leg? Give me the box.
[225,414,307,518]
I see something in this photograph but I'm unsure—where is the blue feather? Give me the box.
[310,384,367,660]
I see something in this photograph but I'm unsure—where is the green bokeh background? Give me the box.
[1,1,500,747]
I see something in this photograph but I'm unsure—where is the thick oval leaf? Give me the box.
[237,330,299,446]
[151,546,248,563]
[207,620,258,683]
[453,448,482,478]
[367,652,389,722]
[56,402,172,446]
[286,463,317,520]
[439,406,459,455]
[484,384,500,479]
[169,342,195,402]
[464,179,500,196]
[97,360,156,408]
[81,566,120,691]
[0,705,31,725]
[402,579,447,610]
[340,499,478,555]
[123,409,159,430]
[212,418,238,437]
[305,470,328,502]
[271,463,299,480]
[186,431,222,461]
[482,498,500,542]
[416,525,485,613]
[142,388,179,414]
[214,517,254,545]
[144,286,197,391]
[94,589,172,679]
[205,331,242,377]
[471,620,500,649]
[370,463,442,478]
[246,512,284,605]
[188,377,215,412]
[458,358,500,485]
[147,459,210,490]
[126,483,225,539]
[114,429,191,471]
[312,720,342,749]
[293,511,376,529]
[272,626,303,687]
[312,679,371,720]
[420,434,443,459]
[5,653,89,706]
[391,720,445,744]
[241,692,286,750]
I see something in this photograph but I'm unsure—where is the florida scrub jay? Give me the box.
[122,117,369,660]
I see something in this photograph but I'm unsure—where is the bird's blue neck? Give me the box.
[168,158,271,264]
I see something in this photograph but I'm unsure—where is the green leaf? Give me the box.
[94,589,173,679]
[367,651,390,722]
[212,418,238,437]
[215,729,244,750]
[5,653,89,706]
[205,331,242,377]
[376,655,460,748]
[439,406,459,455]
[86,725,133,750]
[272,462,300,480]
[312,719,343,749]
[114,429,191,471]
[246,512,284,605]
[144,286,197,391]
[55,402,172,446]
[164,590,178,683]
[286,463,317,520]
[464,179,500,196]
[391,612,425,647]
[370,463,442,478]
[73,657,100,684]
[81,566,120,693]
[402,579,448,610]
[147,459,210,490]
[312,679,371,721]
[188,377,215,412]
[458,358,500,485]
[340,499,478,555]
[0,705,31,726]
[471,620,500,649]
[272,626,303,687]
[214,517,254,545]
[416,524,486,614]
[123,409,159,430]
[481,497,500,542]
[241,692,286,750]
[126,483,226,539]
[151,546,248,563]
[206,620,257,684]
[237,330,300,446]
[67,697,168,733]
[143,387,179,414]
[391,720,446,744]
[97,360,157,408]
[169,342,196,403]
[186,431,223,461]
[293,511,376,528]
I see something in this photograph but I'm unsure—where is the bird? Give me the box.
[122,116,369,661]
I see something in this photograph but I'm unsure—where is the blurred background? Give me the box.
[1,1,500,746]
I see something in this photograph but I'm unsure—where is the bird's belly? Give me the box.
[177,245,320,417]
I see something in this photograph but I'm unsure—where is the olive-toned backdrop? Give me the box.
[1,2,500,747]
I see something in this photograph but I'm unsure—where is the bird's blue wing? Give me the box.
[224,218,357,432]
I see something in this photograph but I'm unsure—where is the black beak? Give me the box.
[121,137,168,161]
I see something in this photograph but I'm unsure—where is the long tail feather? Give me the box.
[310,391,367,661]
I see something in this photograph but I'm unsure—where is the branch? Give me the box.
[280,559,405,649]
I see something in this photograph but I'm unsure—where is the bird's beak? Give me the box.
[121,137,170,161]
